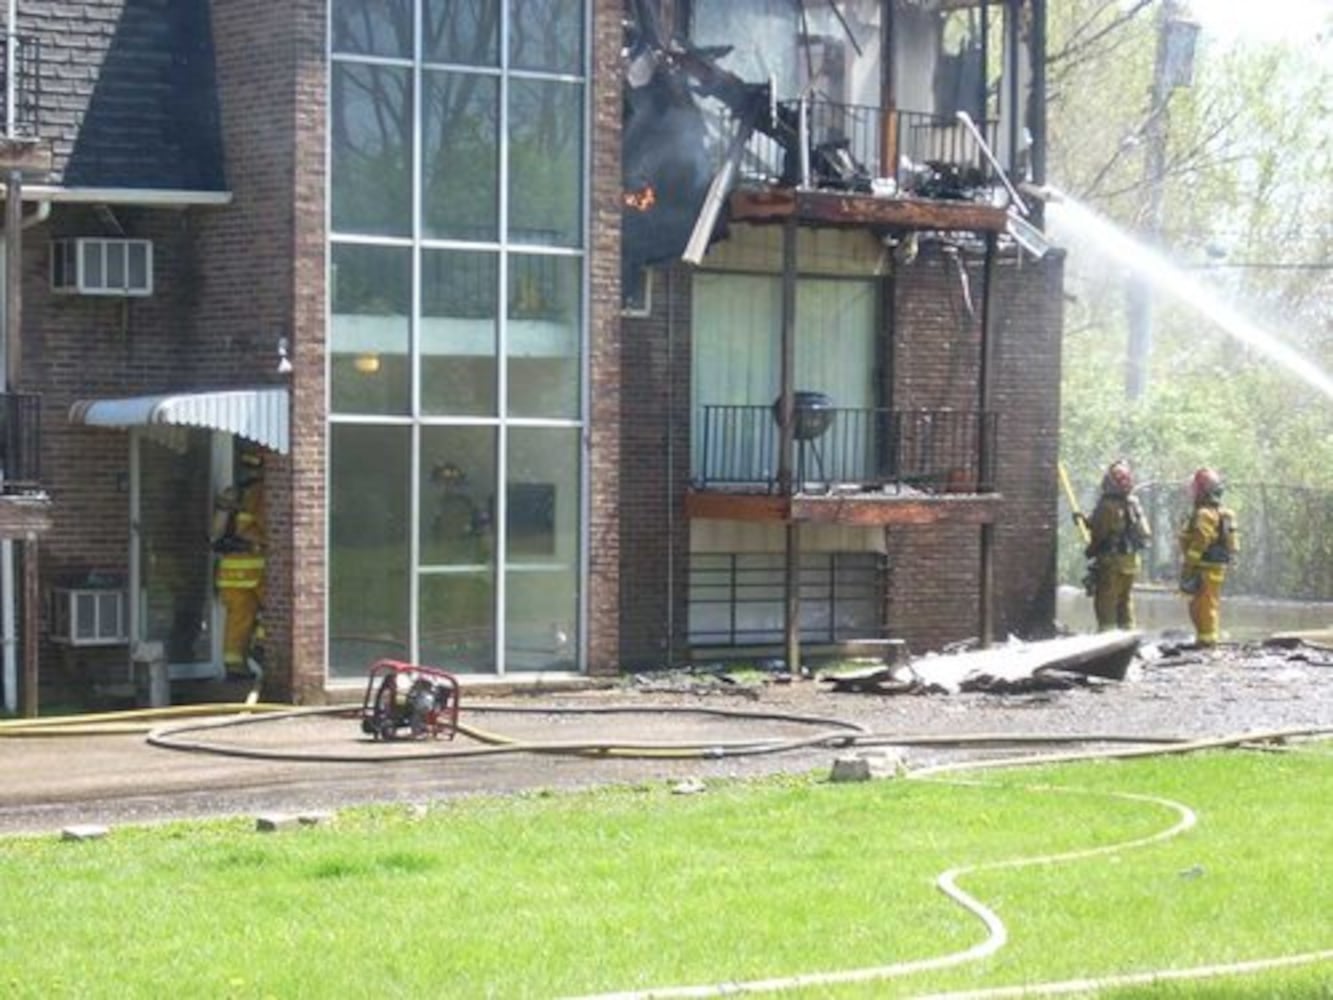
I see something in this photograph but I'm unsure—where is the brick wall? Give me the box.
[885,243,1065,653]
[22,205,206,693]
[586,0,623,676]
[619,267,692,669]
[615,242,1064,664]
[196,0,320,701]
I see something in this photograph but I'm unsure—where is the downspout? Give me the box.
[978,233,998,647]
[1006,0,1021,176]
[0,0,9,717]
[4,0,14,138]
[665,267,675,667]
[779,217,800,676]
[1029,0,1048,228]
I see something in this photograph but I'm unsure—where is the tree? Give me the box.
[1047,1,1333,595]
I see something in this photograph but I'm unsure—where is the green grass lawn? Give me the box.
[1,745,1330,999]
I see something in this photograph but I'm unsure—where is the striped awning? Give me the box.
[69,388,290,454]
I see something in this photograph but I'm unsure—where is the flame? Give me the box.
[623,184,656,212]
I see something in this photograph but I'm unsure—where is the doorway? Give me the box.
[129,428,229,679]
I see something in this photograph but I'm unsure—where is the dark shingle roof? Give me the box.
[29,0,224,191]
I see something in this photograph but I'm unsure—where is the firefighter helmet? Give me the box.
[237,445,264,486]
[1102,460,1133,496]
[1191,467,1223,503]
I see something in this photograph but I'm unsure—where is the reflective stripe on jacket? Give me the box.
[216,555,266,589]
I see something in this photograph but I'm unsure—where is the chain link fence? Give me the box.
[1126,483,1333,601]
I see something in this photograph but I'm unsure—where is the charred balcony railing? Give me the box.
[0,391,42,493]
[696,404,998,495]
[0,34,42,138]
[722,100,999,198]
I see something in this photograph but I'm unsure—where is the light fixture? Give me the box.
[276,336,293,375]
[353,352,381,374]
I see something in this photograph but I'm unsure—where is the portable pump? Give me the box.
[360,660,460,741]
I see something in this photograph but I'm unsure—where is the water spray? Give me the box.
[1045,186,1333,403]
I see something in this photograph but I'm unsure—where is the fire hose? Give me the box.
[4,702,1331,996]
[1057,459,1091,546]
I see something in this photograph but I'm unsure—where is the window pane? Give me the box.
[420,426,496,567]
[106,242,126,289]
[422,70,499,241]
[505,427,579,671]
[331,0,412,57]
[422,250,497,416]
[508,0,583,73]
[82,242,103,288]
[329,424,411,679]
[508,78,582,246]
[75,593,94,640]
[424,0,499,66]
[507,253,580,418]
[331,63,413,237]
[128,243,148,289]
[420,574,495,672]
[330,244,411,415]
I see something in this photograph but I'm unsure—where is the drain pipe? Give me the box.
[665,267,676,666]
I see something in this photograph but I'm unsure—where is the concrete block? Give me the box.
[830,749,907,782]
[60,824,109,842]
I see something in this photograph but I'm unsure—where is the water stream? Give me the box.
[1045,189,1333,636]
[1045,189,1333,402]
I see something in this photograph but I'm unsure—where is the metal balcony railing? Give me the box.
[0,391,42,493]
[721,99,1000,199]
[0,33,41,138]
[695,404,998,495]
[689,551,885,647]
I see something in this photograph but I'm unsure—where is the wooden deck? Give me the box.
[684,488,1003,526]
[728,187,1011,233]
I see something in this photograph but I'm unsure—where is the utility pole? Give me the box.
[1125,0,1198,400]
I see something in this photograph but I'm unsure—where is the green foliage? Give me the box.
[1051,4,1333,593]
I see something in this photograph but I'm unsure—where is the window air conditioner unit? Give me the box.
[50,586,129,646]
[49,238,154,296]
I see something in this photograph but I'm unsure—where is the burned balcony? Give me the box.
[0,34,42,138]
[0,391,43,495]
[728,99,1000,201]
[695,404,998,496]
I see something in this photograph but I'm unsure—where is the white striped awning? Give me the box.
[69,388,290,454]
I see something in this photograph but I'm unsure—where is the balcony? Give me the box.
[715,99,1012,235]
[687,404,1001,526]
[1,391,42,494]
[0,34,42,138]
[728,100,999,197]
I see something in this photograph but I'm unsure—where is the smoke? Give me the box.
[622,74,717,303]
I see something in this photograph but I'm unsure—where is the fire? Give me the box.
[623,184,656,212]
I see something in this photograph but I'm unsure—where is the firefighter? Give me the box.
[211,445,266,680]
[1178,467,1240,648]
[1084,459,1151,631]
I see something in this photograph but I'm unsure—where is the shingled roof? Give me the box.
[22,0,224,191]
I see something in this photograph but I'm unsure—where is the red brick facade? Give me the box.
[620,245,1065,664]
[11,1,1063,707]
